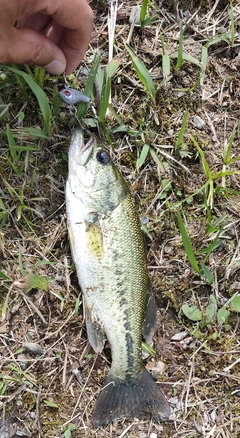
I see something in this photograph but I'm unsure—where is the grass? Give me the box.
[1,0,240,437]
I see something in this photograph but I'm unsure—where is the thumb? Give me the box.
[7,28,67,74]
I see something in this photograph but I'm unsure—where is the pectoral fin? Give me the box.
[142,277,157,345]
[86,222,103,257]
[85,303,105,353]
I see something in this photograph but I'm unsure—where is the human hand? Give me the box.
[0,0,94,74]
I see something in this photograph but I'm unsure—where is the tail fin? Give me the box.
[92,367,170,426]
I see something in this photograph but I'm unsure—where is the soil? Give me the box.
[0,1,240,437]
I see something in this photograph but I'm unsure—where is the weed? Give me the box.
[182,293,240,337]
[172,133,240,210]
[125,44,156,103]
[192,135,240,209]
[0,365,36,395]
[62,423,76,438]
[5,124,38,176]
[177,212,230,285]
[1,176,46,230]
[1,2,240,436]
[0,198,9,227]
[2,65,51,136]
[23,65,46,88]
[175,111,189,152]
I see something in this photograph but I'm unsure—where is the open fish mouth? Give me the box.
[69,130,96,166]
[79,136,95,156]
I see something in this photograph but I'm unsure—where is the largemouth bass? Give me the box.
[66,130,170,426]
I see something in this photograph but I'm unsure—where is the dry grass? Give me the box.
[1,0,240,437]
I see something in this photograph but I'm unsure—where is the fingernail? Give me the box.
[44,60,66,75]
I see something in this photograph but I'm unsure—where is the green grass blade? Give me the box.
[99,74,111,123]
[223,130,235,165]
[200,263,214,285]
[205,34,230,49]
[6,124,17,161]
[176,111,188,149]
[170,52,202,68]
[77,53,100,120]
[77,52,100,119]
[105,58,121,78]
[12,69,28,100]
[177,213,200,274]
[137,144,150,171]
[231,295,240,312]
[191,135,211,179]
[84,52,100,96]
[125,44,156,103]
[162,54,171,84]
[7,66,51,136]
[175,23,184,70]
[140,0,148,26]
[142,341,156,356]
[150,148,165,172]
[0,270,11,280]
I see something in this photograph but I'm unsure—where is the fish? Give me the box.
[65,130,170,426]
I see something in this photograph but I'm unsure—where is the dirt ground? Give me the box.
[0,0,240,437]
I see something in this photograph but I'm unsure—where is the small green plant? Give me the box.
[23,65,46,88]
[222,126,240,187]
[0,197,9,226]
[191,135,240,209]
[140,0,148,26]
[1,176,46,230]
[175,23,184,71]
[76,52,120,130]
[177,213,230,285]
[77,52,100,120]
[18,249,51,292]
[62,423,76,438]
[43,400,59,409]
[158,3,239,90]
[5,66,51,136]
[0,365,35,395]
[175,111,189,154]
[177,213,216,284]
[140,0,157,27]
[182,293,240,337]
[5,124,38,176]
[172,134,240,210]
[125,44,156,103]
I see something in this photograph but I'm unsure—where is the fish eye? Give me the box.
[96,150,110,165]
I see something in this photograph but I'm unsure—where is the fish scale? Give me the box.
[66,130,170,426]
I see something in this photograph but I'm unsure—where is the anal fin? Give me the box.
[142,277,157,346]
[85,304,105,353]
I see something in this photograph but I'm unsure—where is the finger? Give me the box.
[44,21,64,46]
[59,27,92,74]
[18,12,51,32]
[0,0,93,74]
[3,28,66,74]
[47,0,94,74]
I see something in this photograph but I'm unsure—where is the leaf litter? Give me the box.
[0,0,240,437]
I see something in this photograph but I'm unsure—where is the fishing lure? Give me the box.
[59,87,91,105]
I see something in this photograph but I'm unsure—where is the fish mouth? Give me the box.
[70,130,96,166]
[80,136,95,156]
